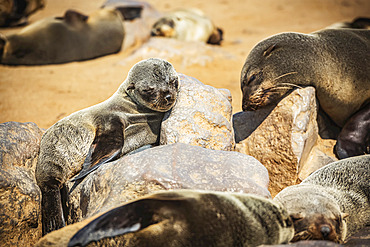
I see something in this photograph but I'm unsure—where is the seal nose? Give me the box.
[165,94,172,103]
[320,225,331,239]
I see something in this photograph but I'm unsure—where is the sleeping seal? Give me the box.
[240,29,370,159]
[66,190,293,247]
[274,155,370,243]
[151,8,223,45]
[35,58,179,234]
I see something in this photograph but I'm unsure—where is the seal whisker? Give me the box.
[272,71,298,82]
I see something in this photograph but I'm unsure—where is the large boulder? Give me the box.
[0,121,44,246]
[233,87,337,196]
[65,142,269,224]
[160,73,235,151]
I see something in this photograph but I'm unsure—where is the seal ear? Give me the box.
[290,212,304,221]
[64,10,88,24]
[341,213,349,219]
[263,44,277,57]
[115,6,143,21]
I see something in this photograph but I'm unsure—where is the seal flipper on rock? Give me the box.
[335,102,370,159]
[68,196,189,247]
[71,114,127,182]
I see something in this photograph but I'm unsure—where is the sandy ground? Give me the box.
[0,0,369,129]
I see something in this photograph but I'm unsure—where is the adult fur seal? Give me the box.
[151,8,223,45]
[273,155,370,243]
[35,58,179,234]
[0,6,142,65]
[240,29,370,158]
[66,190,293,247]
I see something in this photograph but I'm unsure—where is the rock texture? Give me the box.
[65,142,269,224]
[233,87,337,196]
[160,73,235,151]
[0,122,44,247]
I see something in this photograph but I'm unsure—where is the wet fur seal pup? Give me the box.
[35,58,179,234]
[273,155,370,243]
[0,0,45,27]
[0,6,142,65]
[66,190,293,247]
[240,29,370,159]
[151,8,223,45]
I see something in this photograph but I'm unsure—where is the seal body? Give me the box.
[0,8,125,65]
[240,29,370,158]
[151,8,223,45]
[67,190,294,247]
[35,58,179,234]
[273,155,370,243]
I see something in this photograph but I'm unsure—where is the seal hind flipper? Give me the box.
[68,196,188,247]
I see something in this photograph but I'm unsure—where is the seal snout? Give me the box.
[320,224,332,239]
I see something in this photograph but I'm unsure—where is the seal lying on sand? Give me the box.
[0,6,141,65]
[0,0,45,27]
[274,155,370,243]
[66,190,293,247]
[240,29,370,159]
[151,8,223,45]
[35,58,179,234]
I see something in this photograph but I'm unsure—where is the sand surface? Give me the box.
[1,0,369,129]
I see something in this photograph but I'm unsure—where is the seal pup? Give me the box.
[273,155,370,243]
[35,58,179,234]
[67,190,294,247]
[151,8,223,45]
[240,29,370,158]
[0,6,142,65]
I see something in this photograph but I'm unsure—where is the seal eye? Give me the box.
[247,74,256,85]
[171,78,178,88]
[142,88,155,95]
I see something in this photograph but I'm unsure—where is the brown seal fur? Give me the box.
[273,155,370,243]
[151,8,223,45]
[0,6,142,65]
[62,190,294,247]
[35,58,179,235]
[240,29,370,158]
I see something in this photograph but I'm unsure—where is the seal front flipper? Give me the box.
[42,188,66,235]
[335,102,370,159]
[71,114,127,182]
[68,196,188,247]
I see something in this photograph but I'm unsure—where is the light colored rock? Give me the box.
[120,37,235,68]
[65,142,269,224]
[0,121,43,247]
[160,73,235,151]
[233,87,336,196]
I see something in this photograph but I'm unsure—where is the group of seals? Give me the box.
[240,28,370,159]
[151,8,223,45]
[274,155,370,243]
[0,6,142,65]
[65,190,293,247]
[35,58,179,234]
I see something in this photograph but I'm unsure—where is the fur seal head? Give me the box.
[240,32,313,111]
[122,58,179,112]
[274,185,348,243]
